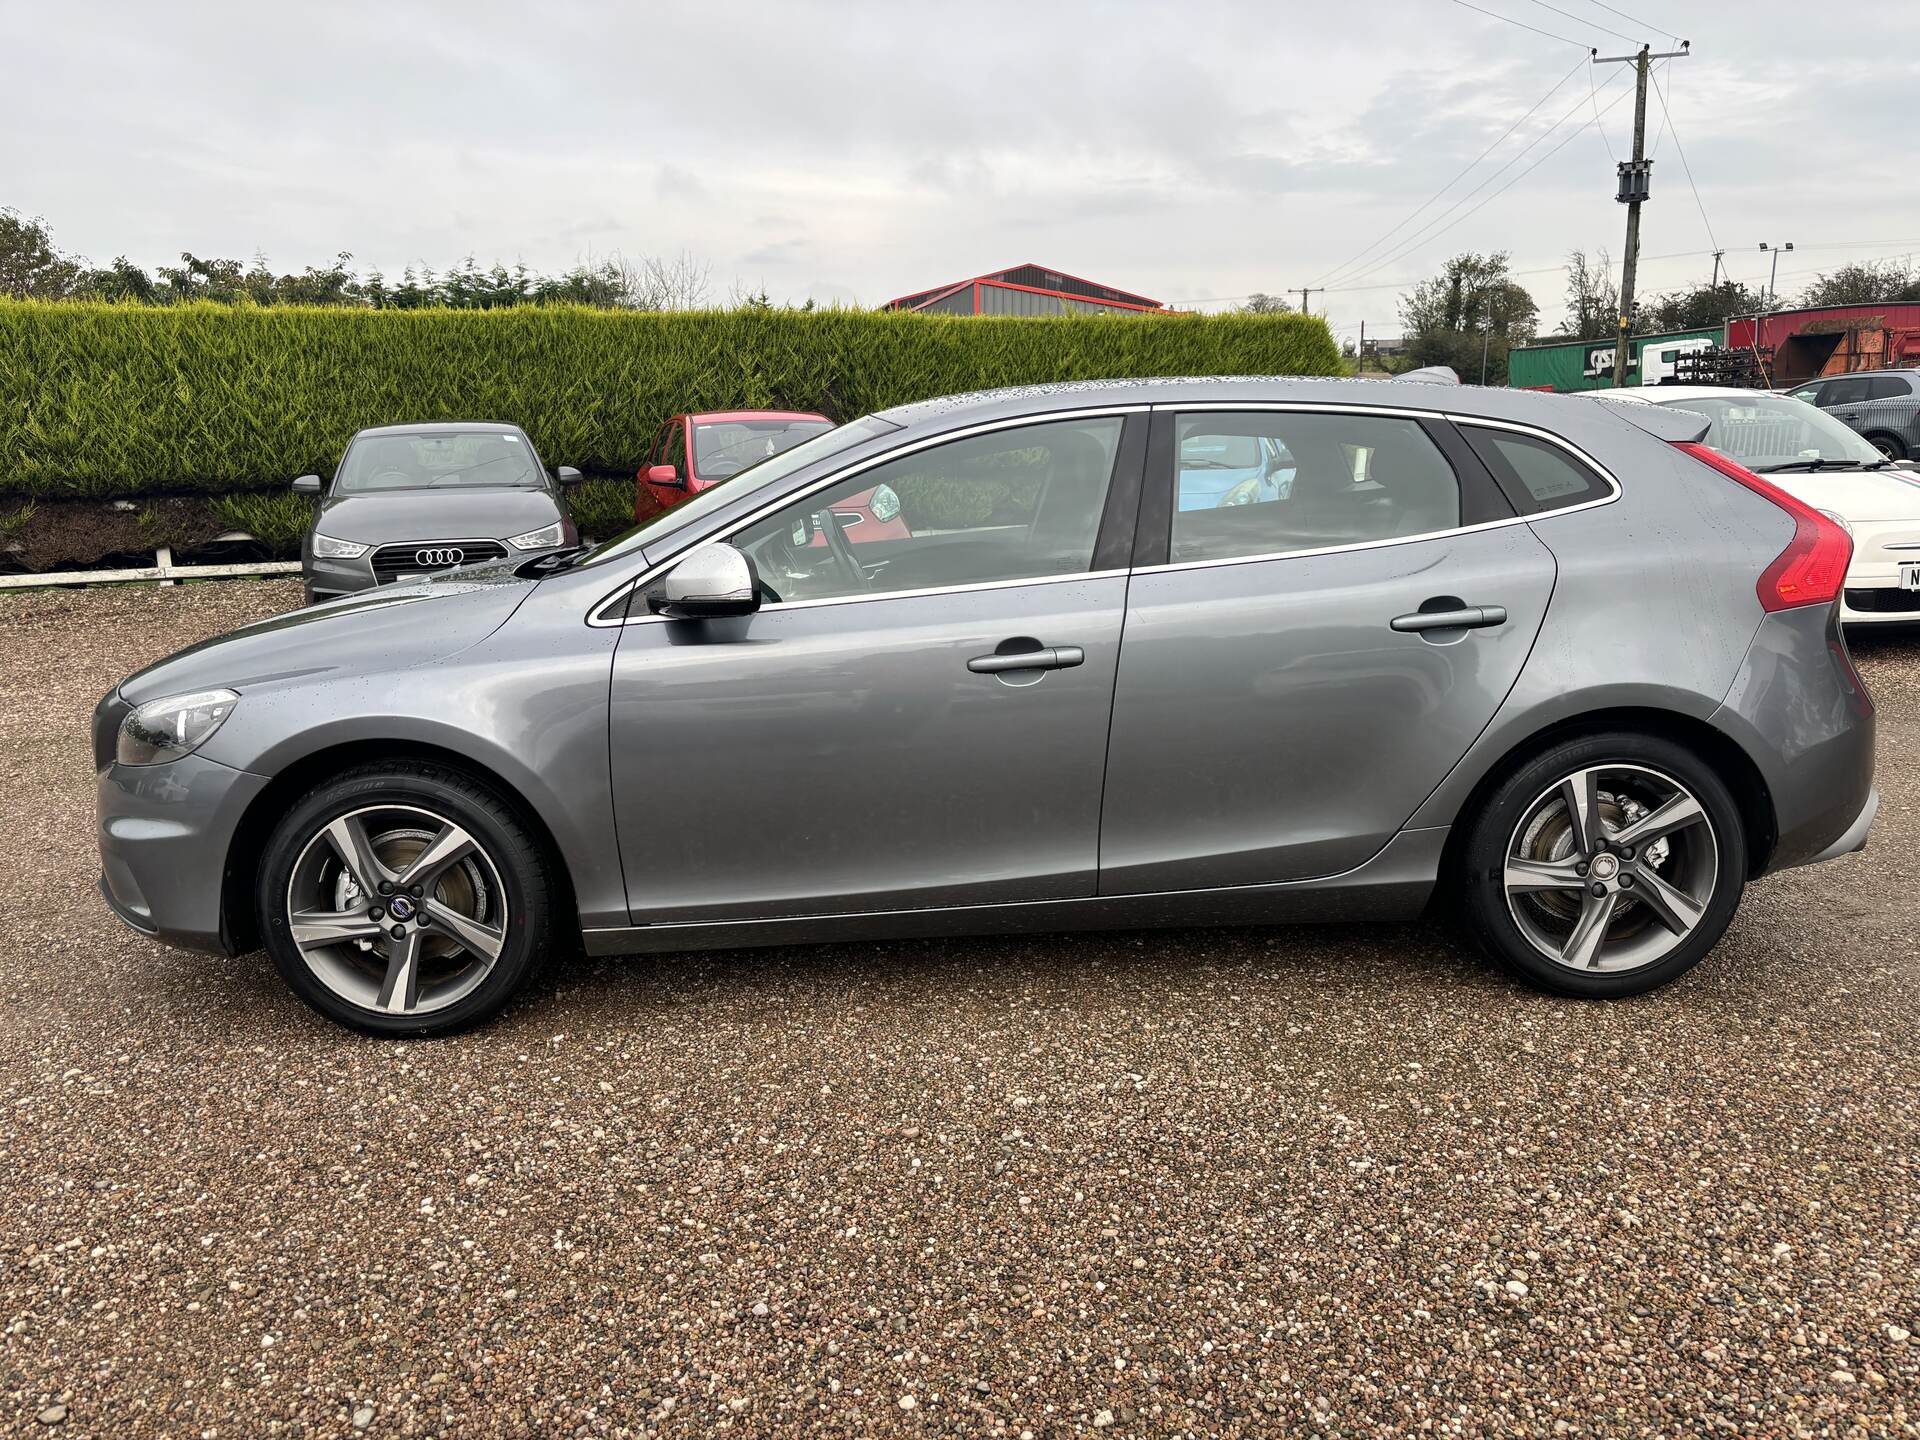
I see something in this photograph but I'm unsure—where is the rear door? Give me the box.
[1098,407,1561,893]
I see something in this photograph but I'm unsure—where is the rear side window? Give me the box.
[1866,376,1911,400]
[1462,427,1610,514]
[1168,413,1462,563]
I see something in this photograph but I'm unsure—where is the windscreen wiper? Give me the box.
[514,544,591,577]
[1753,459,1835,473]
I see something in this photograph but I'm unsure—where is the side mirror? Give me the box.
[646,543,761,620]
[292,474,323,495]
[556,465,583,487]
[646,463,686,489]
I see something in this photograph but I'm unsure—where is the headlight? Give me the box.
[867,484,902,523]
[116,689,239,767]
[1218,476,1266,507]
[1817,508,1853,537]
[507,521,566,551]
[312,532,368,559]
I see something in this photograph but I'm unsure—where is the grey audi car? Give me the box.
[295,421,582,602]
[96,378,1877,1036]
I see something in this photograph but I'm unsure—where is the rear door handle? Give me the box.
[967,645,1085,674]
[1390,606,1507,633]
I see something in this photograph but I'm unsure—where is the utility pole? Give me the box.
[1595,40,1689,386]
[1480,295,1493,385]
[1298,287,1319,316]
[1709,249,1725,288]
[1358,319,1366,373]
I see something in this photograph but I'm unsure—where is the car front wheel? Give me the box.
[257,762,551,1035]
[1458,733,1746,997]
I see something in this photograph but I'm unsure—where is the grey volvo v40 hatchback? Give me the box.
[295,421,582,603]
[96,378,1877,1036]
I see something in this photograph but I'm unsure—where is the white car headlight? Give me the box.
[312,532,368,559]
[507,521,566,551]
[1817,509,1853,538]
[117,689,239,767]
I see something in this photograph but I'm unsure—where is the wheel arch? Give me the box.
[220,738,580,955]
[1860,429,1908,458]
[1435,706,1777,888]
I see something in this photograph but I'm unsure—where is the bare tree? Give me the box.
[1238,292,1293,315]
[1563,250,1618,341]
[613,251,712,310]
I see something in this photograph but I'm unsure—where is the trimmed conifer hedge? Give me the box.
[0,301,1343,497]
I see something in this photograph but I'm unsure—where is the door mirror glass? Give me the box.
[646,543,761,619]
[647,463,686,489]
[556,465,583,487]
[292,474,323,495]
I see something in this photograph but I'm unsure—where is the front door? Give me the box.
[1099,408,1558,893]
[609,413,1143,924]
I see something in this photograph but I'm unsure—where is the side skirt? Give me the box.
[580,827,1449,958]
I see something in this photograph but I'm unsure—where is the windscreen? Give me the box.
[1675,396,1884,471]
[335,431,545,493]
[693,418,833,480]
[580,415,902,567]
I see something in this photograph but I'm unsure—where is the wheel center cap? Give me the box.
[1590,853,1620,880]
[387,894,416,921]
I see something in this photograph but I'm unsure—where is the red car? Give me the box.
[638,410,912,544]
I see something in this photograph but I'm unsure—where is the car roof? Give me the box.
[1591,385,1785,405]
[684,410,831,424]
[352,421,527,437]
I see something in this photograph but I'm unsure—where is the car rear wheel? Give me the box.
[257,762,551,1035]
[1865,432,1907,461]
[1457,732,1746,997]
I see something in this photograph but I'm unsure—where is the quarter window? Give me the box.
[1462,428,1610,513]
[732,417,1124,604]
[1168,413,1461,563]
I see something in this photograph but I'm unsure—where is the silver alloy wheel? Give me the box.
[1871,435,1900,460]
[1502,763,1718,974]
[285,804,509,1016]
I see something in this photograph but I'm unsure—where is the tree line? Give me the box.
[0,209,718,310]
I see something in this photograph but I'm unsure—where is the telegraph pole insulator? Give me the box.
[1615,159,1652,205]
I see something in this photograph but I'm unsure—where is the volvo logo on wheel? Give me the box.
[415,546,465,567]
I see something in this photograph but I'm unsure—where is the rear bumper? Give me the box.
[1709,603,1876,875]
[1791,788,1878,869]
[96,752,268,954]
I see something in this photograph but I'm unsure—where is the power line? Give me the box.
[1648,65,1717,253]
[1335,68,1634,290]
[1523,0,1640,44]
[1579,0,1681,40]
[1309,56,1589,290]
[1589,57,1618,162]
[1448,0,1597,51]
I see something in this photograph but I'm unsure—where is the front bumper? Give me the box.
[96,751,269,954]
[304,552,377,601]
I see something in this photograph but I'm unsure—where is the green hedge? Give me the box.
[0,301,1343,498]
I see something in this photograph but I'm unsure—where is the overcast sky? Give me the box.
[5,1,1916,343]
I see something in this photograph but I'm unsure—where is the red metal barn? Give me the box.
[1726,303,1920,386]
[882,263,1165,317]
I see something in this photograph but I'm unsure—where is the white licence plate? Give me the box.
[1903,562,1920,592]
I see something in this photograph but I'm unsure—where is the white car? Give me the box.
[1595,385,1920,625]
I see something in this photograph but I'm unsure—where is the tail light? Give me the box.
[1672,441,1853,612]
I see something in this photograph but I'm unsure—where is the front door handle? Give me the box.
[1390,606,1507,633]
[967,645,1085,674]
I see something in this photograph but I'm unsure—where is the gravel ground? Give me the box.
[1,581,1917,1438]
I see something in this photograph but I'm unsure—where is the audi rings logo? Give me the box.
[415,546,465,567]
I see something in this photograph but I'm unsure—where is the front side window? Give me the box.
[1823,377,1869,407]
[733,417,1124,604]
[335,430,545,494]
[1168,413,1460,564]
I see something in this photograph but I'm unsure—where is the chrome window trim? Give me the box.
[1128,404,1622,578]
[587,406,1148,627]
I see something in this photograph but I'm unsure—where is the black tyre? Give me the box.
[1457,732,1746,998]
[257,761,552,1036]
[1865,432,1907,461]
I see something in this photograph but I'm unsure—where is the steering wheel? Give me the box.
[816,506,870,592]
